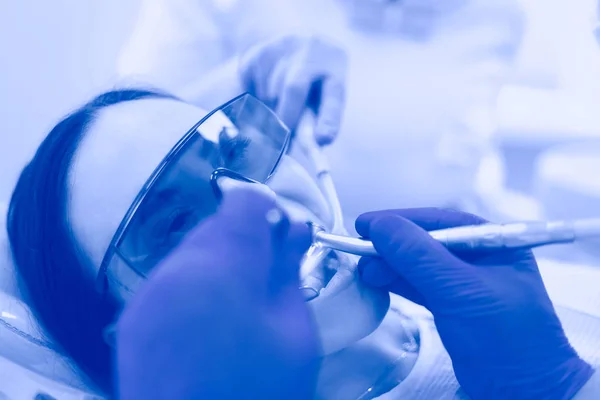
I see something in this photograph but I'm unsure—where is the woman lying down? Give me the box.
[1,89,599,399]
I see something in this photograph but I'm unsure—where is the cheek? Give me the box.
[217,177,277,200]
[248,144,281,179]
[268,156,333,228]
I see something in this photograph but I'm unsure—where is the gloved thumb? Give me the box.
[367,215,472,300]
[182,187,280,288]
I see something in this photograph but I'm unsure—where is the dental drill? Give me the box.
[310,218,600,256]
[295,113,358,300]
[294,115,600,301]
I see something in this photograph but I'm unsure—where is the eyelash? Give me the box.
[219,136,251,168]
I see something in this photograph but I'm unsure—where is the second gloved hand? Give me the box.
[117,189,320,399]
[239,35,347,146]
[355,208,593,400]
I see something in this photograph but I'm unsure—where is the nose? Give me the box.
[268,155,334,229]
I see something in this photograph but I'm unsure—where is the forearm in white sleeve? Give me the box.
[116,0,305,105]
[116,0,229,96]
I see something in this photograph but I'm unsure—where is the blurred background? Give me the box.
[0,0,143,201]
[2,2,600,397]
[1,0,600,260]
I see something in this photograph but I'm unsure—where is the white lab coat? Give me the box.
[116,0,527,229]
[117,0,305,108]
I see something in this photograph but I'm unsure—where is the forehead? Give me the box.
[68,98,208,268]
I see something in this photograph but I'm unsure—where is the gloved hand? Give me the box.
[116,189,320,399]
[239,35,348,146]
[355,208,594,400]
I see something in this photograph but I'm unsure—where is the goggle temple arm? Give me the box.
[210,168,262,202]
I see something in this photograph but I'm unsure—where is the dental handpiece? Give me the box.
[310,218,600,257]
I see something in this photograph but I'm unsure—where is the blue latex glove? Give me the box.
[116,189,320,399]
[239,35,347,146]
[355,208,594,400]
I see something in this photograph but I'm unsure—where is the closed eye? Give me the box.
[218,132,251,170]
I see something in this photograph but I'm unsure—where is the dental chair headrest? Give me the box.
[0,201,19,299]
[0,201,97,395]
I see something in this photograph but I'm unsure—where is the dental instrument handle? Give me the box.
[296,112,330,175]
[312,218,600,257]
[296,112,347,236]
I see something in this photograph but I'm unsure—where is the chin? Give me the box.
[276,198,391,356]
[309,269,390,355]
[269,154,391,354]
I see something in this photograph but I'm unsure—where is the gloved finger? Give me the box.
[270,221,312,296]
[386,276,428,308]
[185,188,279,281]
[217,187,279,234]
[358,258,427,306]
[239,52,270,99]
[149,189,281,296]
[356,207,488,238]
[265,56,292,109]
[276,66,313,132]
[239,36,299,99]
[314,77,345,146]
[357,256,397,287]
[367,214,473,298]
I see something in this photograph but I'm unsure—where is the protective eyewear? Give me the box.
[96,93,291,302]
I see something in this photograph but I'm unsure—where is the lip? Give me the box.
[275,196,329,230]
[267,156,390,355]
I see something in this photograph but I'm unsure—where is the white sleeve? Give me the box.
[116,0,305,103]
[116,0,229,96]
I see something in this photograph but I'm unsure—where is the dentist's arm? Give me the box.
[116,0,231,96]
[356,208,594,400]
[116,0,347,145]
[116,0,303,105]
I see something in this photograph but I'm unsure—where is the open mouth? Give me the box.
[273,196,343,300]
[267,154,360,301]
[268,157,390,355]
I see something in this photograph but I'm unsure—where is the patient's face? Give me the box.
[67,98,332,270]
[67,97,389,357]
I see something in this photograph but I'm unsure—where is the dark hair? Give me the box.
[7,89,176,395]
